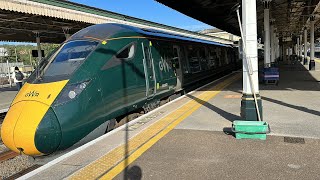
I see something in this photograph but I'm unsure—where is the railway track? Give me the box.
[6,165,42,180]
[0,151,19,163]
[0,112,5,124]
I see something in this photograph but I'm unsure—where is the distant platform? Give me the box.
[19,62,320,179]
[0,86,17,113]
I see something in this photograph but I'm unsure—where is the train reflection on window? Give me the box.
[187,45,201,73]
[116,44,135,59]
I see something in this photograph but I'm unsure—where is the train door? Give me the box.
[142,41,156,99]
[173,45,183,90]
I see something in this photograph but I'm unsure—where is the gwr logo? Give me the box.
[159,57,171,72]
[25,91,39,97]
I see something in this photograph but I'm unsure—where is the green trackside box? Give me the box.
[232,121,270,140]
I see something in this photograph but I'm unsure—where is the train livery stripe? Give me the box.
[1,80,68,155]
[69,73,240,180]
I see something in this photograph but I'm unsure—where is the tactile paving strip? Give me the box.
[69,73,241,180]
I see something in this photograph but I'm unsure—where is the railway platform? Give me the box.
[0,86,17,113]
[20,62,320,180]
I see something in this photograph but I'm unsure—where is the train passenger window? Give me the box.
[172,47,179,69]
[215,47,222,67]
[116,43,135,59]
[187,46,201,73]
[199,47,208,71]
[208,47,216,69]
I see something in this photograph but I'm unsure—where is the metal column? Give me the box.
[35,33,42,63]
[297,37,300,58]
[270,20,275,65]
[33,31,42,79]
[241,0,262,121]
[62,27,71,40]
[309,16,315,70]
[299,34,303,60]
[304,27,308,65]
[263,0,271,68]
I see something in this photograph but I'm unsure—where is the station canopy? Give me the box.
[0,0,233,44]
[156,0,320,41]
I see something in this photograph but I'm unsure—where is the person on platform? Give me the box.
[12,66,24,91]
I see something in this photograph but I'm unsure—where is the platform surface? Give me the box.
[0,86,17,113]
[21,62,320,180]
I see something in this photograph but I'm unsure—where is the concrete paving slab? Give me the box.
[177,63,320,139]
[115,130,320,180]
[0,86,17,112]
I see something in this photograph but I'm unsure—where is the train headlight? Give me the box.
[54,80,90,105]
[68,91,77,99]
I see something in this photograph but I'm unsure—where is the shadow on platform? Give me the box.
[185,94,240,122]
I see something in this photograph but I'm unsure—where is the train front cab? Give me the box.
[1,40,103,156]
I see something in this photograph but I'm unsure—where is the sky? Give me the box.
[70,0,213,31]
[0,0,213,45]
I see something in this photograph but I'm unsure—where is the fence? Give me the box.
[0,62,24,86]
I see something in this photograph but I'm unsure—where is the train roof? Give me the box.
[70,23,230,47]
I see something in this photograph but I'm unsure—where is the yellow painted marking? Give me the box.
[69,74,240,180]
[1,80,68,155]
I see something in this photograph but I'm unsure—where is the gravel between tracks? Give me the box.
[0,155,34,179]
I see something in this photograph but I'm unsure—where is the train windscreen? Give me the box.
[28,40,98,83]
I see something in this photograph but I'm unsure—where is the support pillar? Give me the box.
[241,0,262,121]
[299,34,303,60]
[270,20,275,65]
[297,37,300,59]
[263,0,271,68]
[62,27,72,40]
[276,36,279,61]
[309,16,315,70]
[35,32,42,63]
[304,27,308,65]
[33,31,42,79]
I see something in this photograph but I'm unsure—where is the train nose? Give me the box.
[1,101,61,156]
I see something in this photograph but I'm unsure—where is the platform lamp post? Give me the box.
[304,27,308,65]
[263,0,271,68]
[309,16,315,70]
[240,0,262,121]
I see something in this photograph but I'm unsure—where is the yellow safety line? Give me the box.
[69,73,241,180]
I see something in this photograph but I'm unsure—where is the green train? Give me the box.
[1,23,239,156]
